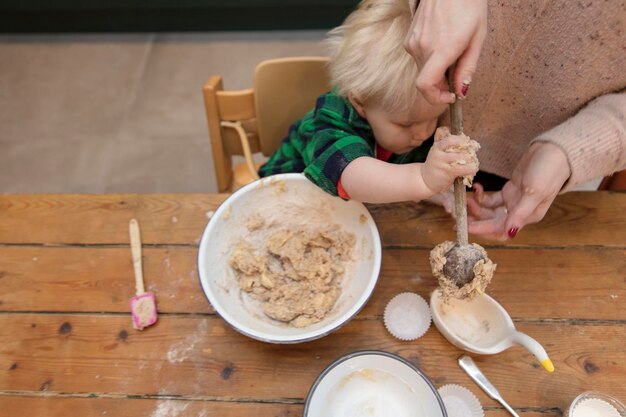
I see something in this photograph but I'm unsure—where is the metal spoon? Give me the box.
[458,355,520,417]
[443,66,485,287]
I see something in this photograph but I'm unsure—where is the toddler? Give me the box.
[259,0,479,205]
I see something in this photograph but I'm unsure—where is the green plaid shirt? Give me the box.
[258,90,433,198]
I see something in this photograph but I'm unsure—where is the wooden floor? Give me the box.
[0,192,624,416]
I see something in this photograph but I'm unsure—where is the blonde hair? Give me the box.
[326,0,417,113]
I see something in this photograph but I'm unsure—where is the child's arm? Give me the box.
[340,134,479,203]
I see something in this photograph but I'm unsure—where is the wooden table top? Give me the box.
[0,192,624,416]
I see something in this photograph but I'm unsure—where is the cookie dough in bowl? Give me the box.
[197,173,382,343]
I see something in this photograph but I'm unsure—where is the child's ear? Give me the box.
[348,93,367,118]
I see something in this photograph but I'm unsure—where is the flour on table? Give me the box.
[166,319,208,363]
[151,400,189,417]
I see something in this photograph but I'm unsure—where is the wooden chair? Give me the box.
[203,56,331,192]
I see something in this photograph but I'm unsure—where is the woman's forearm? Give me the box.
[532,92,626,192]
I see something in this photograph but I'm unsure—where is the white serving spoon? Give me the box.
[458,355,520,417]
[430,289,554,372]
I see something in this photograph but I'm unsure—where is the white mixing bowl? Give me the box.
[197,173,382,343]
[304,351,448,417]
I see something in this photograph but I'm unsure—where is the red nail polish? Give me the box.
[508,227,518,238]
[461,83,469,97]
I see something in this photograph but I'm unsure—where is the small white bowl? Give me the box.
[430,289,554,372]
[567,391,625,417]
[197,173,382,343]
[304,351,448,417]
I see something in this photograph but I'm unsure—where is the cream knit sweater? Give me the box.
[410,0,626,191]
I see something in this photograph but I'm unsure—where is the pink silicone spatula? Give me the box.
[129,219,158,330]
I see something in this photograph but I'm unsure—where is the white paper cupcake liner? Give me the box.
[383,292,431,341]
[570,397,622,417]
[438,384,484,417]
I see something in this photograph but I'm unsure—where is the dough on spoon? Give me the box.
[430,240,496,301]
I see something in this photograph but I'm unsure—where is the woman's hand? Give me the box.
[468,142,571,240]
[421,133,480,195]
[404,0,488,104]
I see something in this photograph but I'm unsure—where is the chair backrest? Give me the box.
[203,77,259,192]
[203,56,330,192]
[254,56,331,156]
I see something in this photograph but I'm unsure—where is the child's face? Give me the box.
[351,94,448,154]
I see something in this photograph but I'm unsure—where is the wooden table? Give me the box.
[0,192,624,416]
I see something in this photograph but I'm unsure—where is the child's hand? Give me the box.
[421,127,480,195]
[425,190,455,218]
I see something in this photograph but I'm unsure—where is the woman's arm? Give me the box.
[532,92,626,192]
[468,91,626,240]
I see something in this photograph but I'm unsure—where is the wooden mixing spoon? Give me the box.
[442,66,486,287]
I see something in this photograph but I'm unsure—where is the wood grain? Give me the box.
[0,246,211,314]
[0,396,301,417]
[1,314,624,409]
[362,247,626,321]
[1,192,624,414]
[368,191,626,248]
[0,194,227,245]
[0,396,562,417]
[1,192,624,247]
[1,247,623,321]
